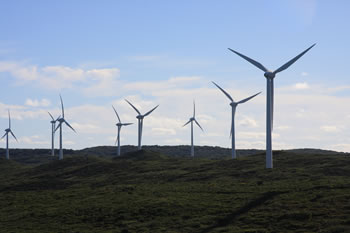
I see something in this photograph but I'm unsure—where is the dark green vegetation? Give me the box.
[0,147,349,233]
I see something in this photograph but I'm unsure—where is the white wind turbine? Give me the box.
[228,44,315,168]
[1,110,18,160]
[48,112,60,156]
[125,99,159,150]
[112,105,133,156]
[183,101,203,157]
[212,81,260,159]
[55,95,76,160]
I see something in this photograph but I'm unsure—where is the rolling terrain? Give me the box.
[0,147,349,232]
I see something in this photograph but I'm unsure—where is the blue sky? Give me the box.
[1,0,350,152]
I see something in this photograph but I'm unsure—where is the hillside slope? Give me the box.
[0,150,349,232]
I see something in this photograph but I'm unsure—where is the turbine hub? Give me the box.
[136,115,143,119]
[5,128,10,132]
[50,121,56,124]
[230,102,237,107]
[190,117,195,121]
[116,123,122,127]
[264,72,275,79]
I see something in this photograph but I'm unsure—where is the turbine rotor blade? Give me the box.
[212,81,234,102]
[194,119,203,131]
[8,110,11,129]
[228,48,268,72]
[10,130,18,142]
[193,101,195,118]
[122,123,133,126]
[60,94,65,118]
[1,132,7,140]
[64,120,76,133]
[183,119,191,127]
[48,111,54,121]
[112,105,121,123]
[273,43,316,74]
[55,115,61,122]
[143,105,159,117]
[125,99,141,115]
[237,92,261,104]
[115,134,119,145]
[55,122,62,132]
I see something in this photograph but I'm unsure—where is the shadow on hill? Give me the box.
[201,191,286,233]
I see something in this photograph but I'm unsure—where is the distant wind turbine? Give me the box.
[1,110,18,160]
[48,112,60,156]
[112,105,132,156]
[125,99,159,150]
[212,81,260,159]
[228,44,315,168]
[183,101,203,157]
[55,95,76,160]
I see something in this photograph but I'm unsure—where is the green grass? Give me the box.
[0,150,349,232]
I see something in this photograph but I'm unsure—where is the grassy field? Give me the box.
[0,149,349,232]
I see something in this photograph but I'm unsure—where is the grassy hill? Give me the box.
[0,148,349,232]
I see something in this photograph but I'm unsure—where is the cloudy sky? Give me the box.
[1,0,350,152]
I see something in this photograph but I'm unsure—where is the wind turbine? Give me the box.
[228,44,315,168]
[48,112,60,156]
[112,105,132,156]
[183,101,203,157]
[212,81,260,159]
[125,99,159,150]
[55,95,76,160]
[1,110,18,160]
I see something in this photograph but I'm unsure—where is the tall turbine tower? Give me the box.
[183,101,203,157]
[112,105,132,156]
[125,99,159,150]
[212,81,260,159]
[55,95,76,160]
[1,110,18,160]
[48,112,60,156]
[228,44,315,168]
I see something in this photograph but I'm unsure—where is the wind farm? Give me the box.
[1,1,350,232]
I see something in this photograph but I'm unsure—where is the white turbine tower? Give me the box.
[183,101,203,157]
[212,81,260,159]
[112,105,133,156]
[125,99,159,150]
[1,110,18,160]
[55,95,76,160]
[48,112,60,156]
[228,44,315,168]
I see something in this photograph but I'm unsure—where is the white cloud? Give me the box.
[320,125,339,133]
[237,116,258,128]
[152,128,176,136]
[0,61,120,94]
[25,98,51,107]
[294,82,309,90]
[301,72,308,76]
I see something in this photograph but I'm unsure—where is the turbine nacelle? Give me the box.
[189,117,195,121]
[5,128,10,133]
[136,115,144,120]
[229,102,238,107]
[264,72,275,79]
